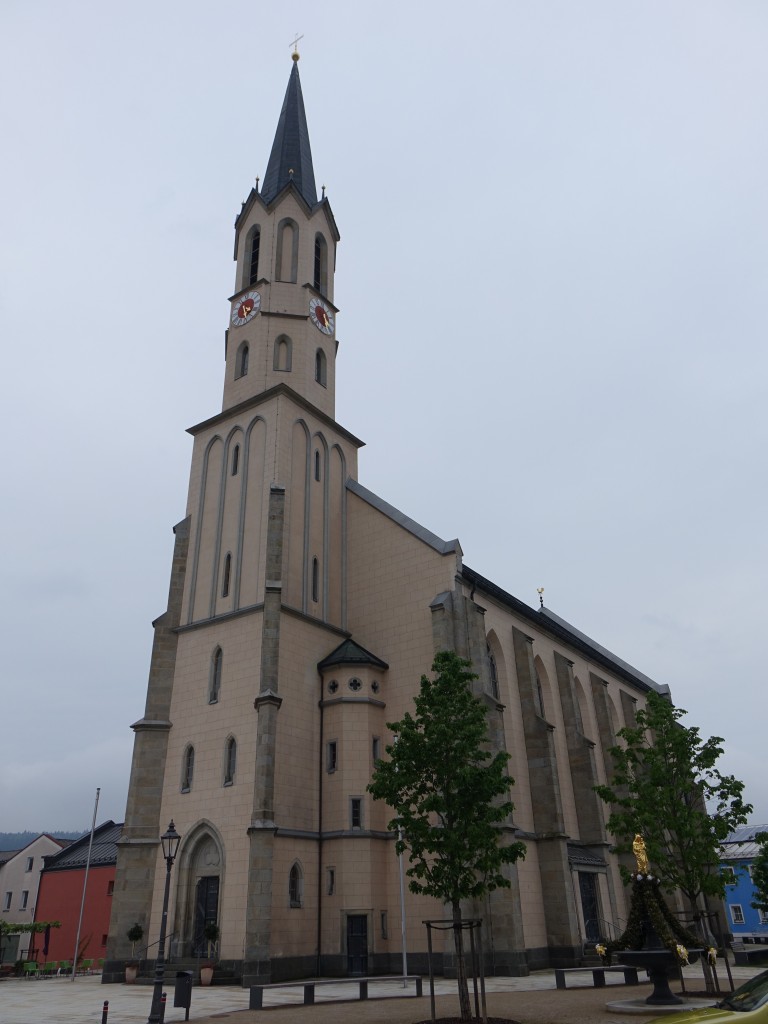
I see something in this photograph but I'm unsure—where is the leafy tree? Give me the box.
[594,689,751,930]
[127,923,144,959]
[367,651,525,1022]
[750,832,768,916]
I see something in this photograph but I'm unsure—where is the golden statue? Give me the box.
[633,833,649,873]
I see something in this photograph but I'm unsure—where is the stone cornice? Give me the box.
[187,383,364,448]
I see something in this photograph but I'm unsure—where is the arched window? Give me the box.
[314,450,321,481]
[289,862,303,908]
[275,218,298,282]
[312,557,319,603]
[247,225,260,286]
[487,643,499,700]
[209,647,223,703]
[231,444,240,476]
[314,348,327,387]
[273,335,292,371]
[221,553,232,598]
[224,736,237,785]
[182,745,195,792]
[314,233,328,294]
[236,342,249,379]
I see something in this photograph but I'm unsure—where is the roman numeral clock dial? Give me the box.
[231,289,261,326]
[309,297,334,335]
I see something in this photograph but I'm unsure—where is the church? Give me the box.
[105,55,670,987]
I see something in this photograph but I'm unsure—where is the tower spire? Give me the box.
[261,57,317,209]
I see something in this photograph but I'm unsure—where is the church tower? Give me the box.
[106,54,377,986]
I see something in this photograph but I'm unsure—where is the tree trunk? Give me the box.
[452,902,472,1023]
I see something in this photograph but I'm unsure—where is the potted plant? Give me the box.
[125,923,144,984]
[199,923,219,986]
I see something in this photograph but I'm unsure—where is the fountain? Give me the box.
[598,836,708,1009]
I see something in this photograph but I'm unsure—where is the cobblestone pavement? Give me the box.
[0,964,758,1024]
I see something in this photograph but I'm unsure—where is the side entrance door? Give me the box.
[193,876,220,956]
[578,871,600,942]
[346,915,368,975]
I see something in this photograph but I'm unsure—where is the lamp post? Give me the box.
[147,820,181,1024]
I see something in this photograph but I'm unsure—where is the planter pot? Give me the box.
[124,964,138,985]
[200,965,214,986]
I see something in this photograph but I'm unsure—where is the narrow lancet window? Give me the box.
[314,233,328,294]
[210,647,223,703]
[232,444,240,476]
[289,863,303,907]
[224,736,237,785]
[248,226,260,286]
[236,342,249,379]
[314,348,327,387]
[312,557,319,603]
[222,553,232,598]
[182,745,195,792]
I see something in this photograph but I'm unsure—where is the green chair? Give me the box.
[57,960,72,975]
[42,961,57,977]
[23,961,39,979]
[80,958,94,974]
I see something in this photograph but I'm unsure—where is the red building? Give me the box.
[33,822,121,965]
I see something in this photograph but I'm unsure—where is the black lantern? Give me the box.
[160,820,181,863]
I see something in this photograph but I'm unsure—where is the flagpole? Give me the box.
[71,787,100,981]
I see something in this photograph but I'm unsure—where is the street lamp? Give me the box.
[147,820,181,1024]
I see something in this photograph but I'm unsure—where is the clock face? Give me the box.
[309,297,334,336]
[231,290,261,326]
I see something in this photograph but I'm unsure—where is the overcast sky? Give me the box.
[1,1,766,835]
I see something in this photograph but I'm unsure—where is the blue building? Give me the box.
[720,824,768,945]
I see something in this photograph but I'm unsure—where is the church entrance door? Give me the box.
[578,872,600,942]
[193,876,220,956]
[346,915,368,975]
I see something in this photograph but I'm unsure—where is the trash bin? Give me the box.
[174,970,193,1017]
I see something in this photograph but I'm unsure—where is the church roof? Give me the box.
[261,59,317,209]
[462,564,668,696]
[318,638,389,672]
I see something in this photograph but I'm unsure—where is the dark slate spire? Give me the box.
[261,57,317,208]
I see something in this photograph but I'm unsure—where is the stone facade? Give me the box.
[105,58,674,985]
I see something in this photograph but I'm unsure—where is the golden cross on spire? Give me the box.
[290,33,303,61]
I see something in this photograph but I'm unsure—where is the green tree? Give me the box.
[594,689,751,930]
[750,832,768,916]
[367,651,525,1022]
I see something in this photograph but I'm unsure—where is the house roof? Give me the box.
[721,824,768,861]
[0,834,69,867]
[41,822,122,871]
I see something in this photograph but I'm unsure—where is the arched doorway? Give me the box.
[174,823,224,957]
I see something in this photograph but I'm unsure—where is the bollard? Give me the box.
[160,991,167,1023]
[101,1000,109,1024]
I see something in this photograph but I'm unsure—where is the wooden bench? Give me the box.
[250,975,423,1010]
[555,965,639,990]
